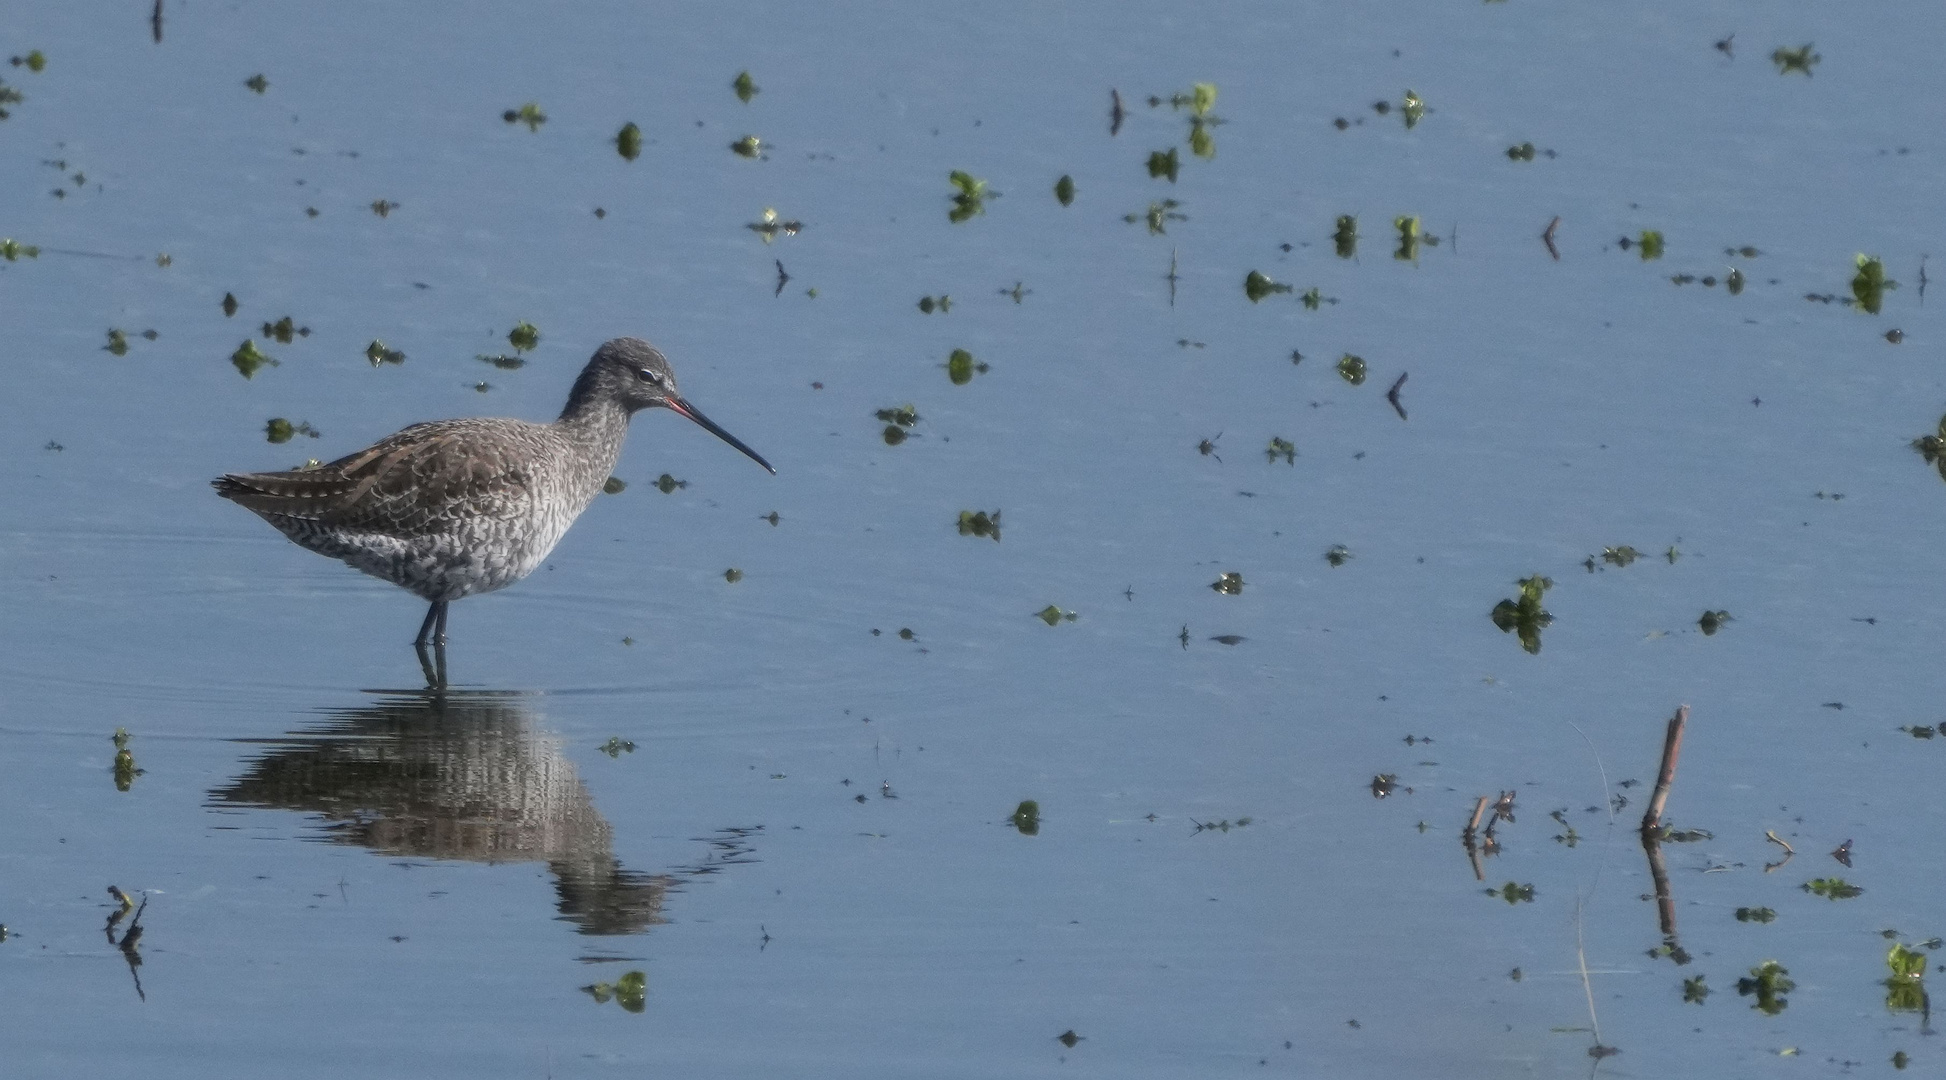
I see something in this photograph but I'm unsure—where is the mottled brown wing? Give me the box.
[214,420,537,536]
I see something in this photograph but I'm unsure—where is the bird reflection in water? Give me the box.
[210,689,755,936]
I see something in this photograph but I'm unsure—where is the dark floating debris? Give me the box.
[476,354,523,370]
[1400,89,1425,129]
[1243,270,1291,302]
[1487,881,1535,904]
[602,476,626,495]
[598,736,635,756]
[261,316,309,344]
[1698,609,1731,635]
[10,50,46,73]
[230,339,277,379]
[1109,88,1125,135]
[1265,437,1295,465]
[1886,329,1903,344]
[1210,572,1243,595]
[876,403,918,445]
[724,568,743,583]
[946,348,987,385]
[1056,1030,1081,1049]
[502,102,546,131]
[1197,433,1222,461]
[947,171,989,223]
[733,70,758,103]
[747,207,801,243]
[1506,142,1536,161]
[244,73,269,94]
[507,321,540,352]
[1054,174,1075,206]
[1490,576,1553,654]
[730,135,763,158]
[1333,215,1358,258]
[264,418,319,444]
[1011,800,1040,836]
[916,295,952,314]
[1735,906,1776,923]
[1146,147,1180,182]
[222,292,239,317]
[103,329,128,356]
[1771,43,1820,76]
[1036,605,1077,626]
[956,510,1001,541]
[653,474,687,494]
[1209,634,1244,645]
[1324,545,1352,567]
[1386,372,1408,419]
[1337,354,1367,386]
[1831,839,1853,867]
[365,340,405,367]
[615,122,642,161]
[999,280,1031,304]
[370,198,397,217]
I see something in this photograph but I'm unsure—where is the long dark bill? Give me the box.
[667,396,777,474]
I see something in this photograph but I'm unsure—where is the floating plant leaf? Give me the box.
[1325,545,1352,567]
[946,348,987,385]
[724,568,743,583]
[261,316,306,344]
[654,474,686,494]
[1011,800,1040,836]
[947,170,989,223]
[598,736,634,756]
[1602,545,1641,568]
[1244,270,1292,302]
[222,292,238,317]
[503,102,546,131]
[1698,609,1731,635]
[1506,142,1536,161]
[244,73,268,94]
[366,340,405,367]
[1887,943,1928,1013]
[1191,82,1217,117]
[602,476,626,495]
[1146,148,1180,182]
[1737,961,1794,1015]
[1035,605,1077,625]
[1300,287,1323,310]
[1394,216,1421,261]
[1802,877,1862,899]
[13,51,46,73]
[370,199,396,217]
[1490,575,1553,654]
[103,329,128,356]
[111,728,141,791]
[1400,89,1424,129]
[1771,44,1820,76]
[731,135,762,158]
[581,970,647,1012]
[1337,354,1367,386]
[265,418,294,444]
[1489,882,1535,904]
[1852,254,1894,314]
[1637,230,1665,260]
[230,339,277,379]
[1683,976,1711,1003]
[1333,216,1357,258]
[616,122,642,161]
[1736,907,1777,923]
[733,70,758,102]
[875,404,919,427]
[1125,199,1186,235]
[882,426,907,446]
[1210,572,1243,595]
[1265,437,1295,465]
[508,321,540,352]
[1727,267,1745,295]
[1188,120,1215,159]
[917,295,951,314]
[0,238,40,260]
[1054,174,1074,206]
[957,510,1001,541]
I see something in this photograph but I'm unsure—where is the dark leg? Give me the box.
[414,639,448,690]
[414,601,446,648]
[433,602,449,646]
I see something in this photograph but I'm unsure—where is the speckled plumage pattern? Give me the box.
[215,338,773,643]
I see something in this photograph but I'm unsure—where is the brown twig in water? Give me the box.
[1640,705,1688,836]
[1541,216,1561,261]
[1461,796,1490,880]
[1109,89,1125,136]
[1386,372,1408,420]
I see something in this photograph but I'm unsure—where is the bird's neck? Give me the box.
[552,398,632,489]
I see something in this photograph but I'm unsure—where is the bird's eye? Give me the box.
[636,368,663,385]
